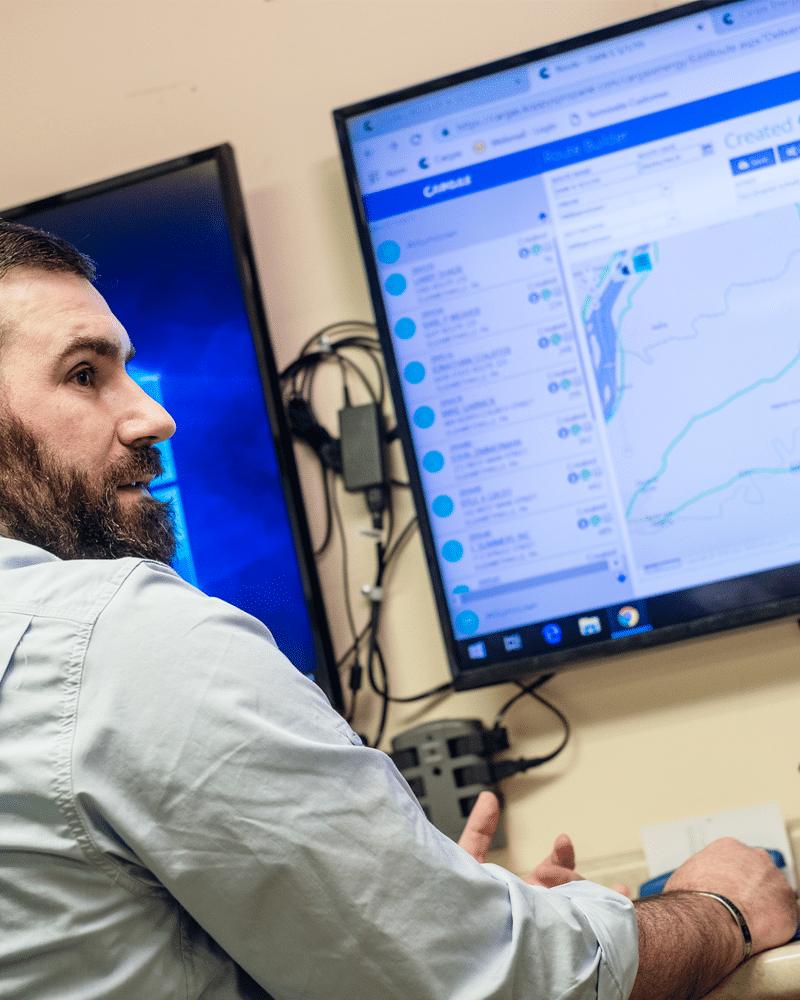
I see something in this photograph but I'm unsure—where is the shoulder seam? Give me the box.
[0,559,146,625]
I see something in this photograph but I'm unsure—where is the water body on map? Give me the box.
[575,202,800,590]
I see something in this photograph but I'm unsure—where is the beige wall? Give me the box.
[4,0,799,878]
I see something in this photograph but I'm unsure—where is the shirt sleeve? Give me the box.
[73,561,639,1000]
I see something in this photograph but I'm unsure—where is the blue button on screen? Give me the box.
[729,148,776,175]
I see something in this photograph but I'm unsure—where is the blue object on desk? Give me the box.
[639,850,786,898]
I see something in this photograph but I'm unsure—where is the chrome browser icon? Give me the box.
[617,605,640,629]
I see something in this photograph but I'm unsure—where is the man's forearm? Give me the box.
[629,891,744,1000]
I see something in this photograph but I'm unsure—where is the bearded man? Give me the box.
[0,220,796,1000]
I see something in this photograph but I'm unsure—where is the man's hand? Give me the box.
[663,837,798,955]
[525,833,631,896]
[525,833,582,887]
[629,838,799,1000]
[457,791,500,864]
[457,798,588,886]
[459,805,632,897]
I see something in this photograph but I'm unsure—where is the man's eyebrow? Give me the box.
[58,336,136,364]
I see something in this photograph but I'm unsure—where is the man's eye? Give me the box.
[72,366,96,387]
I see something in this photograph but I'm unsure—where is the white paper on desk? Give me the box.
[641,802,796,891]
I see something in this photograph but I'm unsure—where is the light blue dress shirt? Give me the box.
[0,537,638,999]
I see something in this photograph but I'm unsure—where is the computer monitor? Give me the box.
[1,145,343,709]
[335,0,800,690]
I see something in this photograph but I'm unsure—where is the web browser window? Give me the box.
[337,0,800,686]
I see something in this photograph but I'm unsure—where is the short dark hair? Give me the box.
[0,220,95,283]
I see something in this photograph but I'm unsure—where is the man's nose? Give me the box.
[117,377,177,447]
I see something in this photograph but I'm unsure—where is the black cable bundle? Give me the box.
[279,322,448,747]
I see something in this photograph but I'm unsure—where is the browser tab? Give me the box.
[712,0,800,34]
[349,69,530,144]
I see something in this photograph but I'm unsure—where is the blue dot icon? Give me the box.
[568,472,579,484]
[442,540,464,562]
[542,623,562,645]
[404,361,425,384]
[385,273,407,296]
[395,318,416,340]
[558,427,570,439]
[413,405,435,428]
[548,382,559,393]
[432,495,454,517]
[456,610,480,635]
[538,336,549,348]
[377,240,401,264]
[422,450,444,473]
[578,518,589,529]
[453,584,469,595]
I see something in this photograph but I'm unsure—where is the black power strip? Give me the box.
[390,718,509,846]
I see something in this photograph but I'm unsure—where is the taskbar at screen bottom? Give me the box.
[451,562,800,687]
[455,599,652,670]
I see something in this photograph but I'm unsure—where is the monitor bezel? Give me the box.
[1,144,344,710]
[333,0,800,690]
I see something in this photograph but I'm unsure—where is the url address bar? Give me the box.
[439,22,800,139]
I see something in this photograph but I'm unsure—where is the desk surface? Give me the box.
[706,942,800,999]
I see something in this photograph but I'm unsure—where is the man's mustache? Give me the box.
[104,447,165,489]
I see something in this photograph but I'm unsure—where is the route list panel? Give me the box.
[374,197,632,641]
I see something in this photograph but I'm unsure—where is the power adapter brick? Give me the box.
[339,402,386,492]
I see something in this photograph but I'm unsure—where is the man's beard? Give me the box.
[0,413,176,563]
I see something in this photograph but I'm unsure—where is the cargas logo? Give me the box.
[423,175,472,199]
